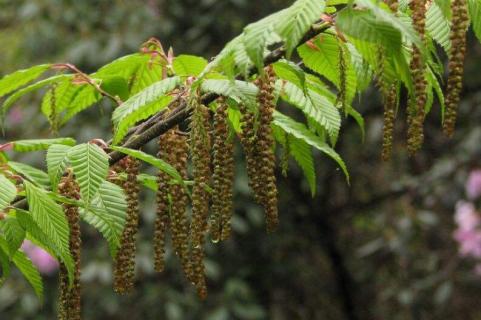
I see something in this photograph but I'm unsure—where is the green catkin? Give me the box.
[169,129,192,281]
[250,66,279,232]
[189,99,212,299]
[210,97,235,242]
[337,43,347,113]
[58,175,81,320]
[443,0,469,136]
[113,156,140,294]
[407,0,427,155]
[153,134,172,273]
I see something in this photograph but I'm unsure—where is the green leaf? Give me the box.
[0,64,51,99]
[173,55,208,77]
[272,60,306,90]
[41,79,80,122]
[289,135,316,195]
[46,144,72,192]
[112,77,180,144]
[426,2,451,52]
[68,143,109,205]
[201,79,258,105]
[468,0,481,43]
[355,0,423,51]
[81,181,127,257]
[273,111,349,182]
[276,0,326,57]
[0,216,25,256]
[100,76,130,101]
[60,85,102,125]
[0,243,10,286]
[24,182,73,282]
[9,138,76,152]
[12,250,43,301]
[8,162,50,189]
[336,9,402,52]
[280,81,341,142]
[136,173,158,191]
[15,209,73,280]
[1,75,70,115]
[110,146,184,185]
[0,174,17,210]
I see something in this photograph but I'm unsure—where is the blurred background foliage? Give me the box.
[1,0,481,319]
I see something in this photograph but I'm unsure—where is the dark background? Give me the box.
[1,0,481,319]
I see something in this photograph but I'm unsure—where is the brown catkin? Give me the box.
[443,0,469,136]
[113,156,140,294]
[241,66,278,232]
[381,84,397,161]
[169,128,192,281]
[153,134,172,273]
[407,0,428,155]
[57,175,81,320]
[210,97,235,242]
[189,99,212,298]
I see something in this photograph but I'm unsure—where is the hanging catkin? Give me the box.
[443,0,469,136]
[57,175,81,320]
[337,43,347,113]
[407,0,428,155]
[189,99,212,299]
[48,83,59,134]
[169,128,192,281]
[153,133,172,273]
[240,66,278,232]
[210,97,235,242]
[113,156,140,294]
[381,84,397,161]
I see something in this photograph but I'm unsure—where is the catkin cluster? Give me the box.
[443,0,469,136]
[113,156,140,294]
[241,67,278,232]
[210,97,235,242]
[58,175,81,320]
[382,85,397,161]
[407,0,427,155]
[48,83,59,134]
[189,100,212,298]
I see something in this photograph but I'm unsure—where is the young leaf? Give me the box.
[100,76,130,101]
[8,162,50,189]
[8,138,76,152]
[12,250,44,301]
[60,85,102,125]
[273,60,306,90]
[0,174,17,210]
[173,55,208,77]
[0,243,10,286]
[46,144,72,192]
[111,76,180,144]
[426,2,451,52]
[68,143,109,205]
[273,111,349,182]
[0,64,51,99]
[81,181,127,257]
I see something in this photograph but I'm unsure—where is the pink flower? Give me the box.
[454,228,481,258]
[466,169,481,199]
[21,240,59,275]
[454,201,480,231]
